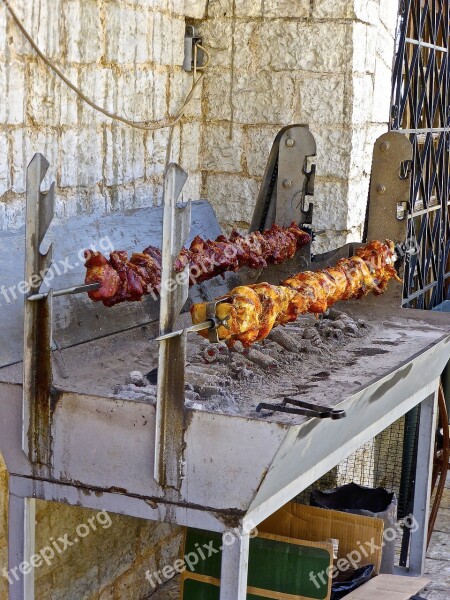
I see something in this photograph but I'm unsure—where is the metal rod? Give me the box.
[397,127,449,134]
[405,37,448,52]
[27,282,100,302]
[155,320,214,342]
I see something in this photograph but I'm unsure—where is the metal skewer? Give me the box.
[156,298,231,343]
[155,316,230,342]
[27,282,100,302]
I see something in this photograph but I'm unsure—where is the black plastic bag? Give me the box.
[331,564,374,599]
[311,482,397,573]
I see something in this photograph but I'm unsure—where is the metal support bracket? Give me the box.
[155,163,191,490]
[276,127,316,228]
[250,124,316,232]
[249,125,316,284]
[22,154,55,471]
[366,132,413,243]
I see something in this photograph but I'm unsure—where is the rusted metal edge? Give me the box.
[154,164,191,491]
[22,154,55,474]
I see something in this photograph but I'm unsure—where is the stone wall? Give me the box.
[0,0,207,229]
[198,0,399,250]
[0,0,400,598]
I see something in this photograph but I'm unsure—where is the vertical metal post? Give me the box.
[23,154,54,472]
[8,492,35,600]
[154,164,191,490]
[409,391,437,575]
[219,530,250,600]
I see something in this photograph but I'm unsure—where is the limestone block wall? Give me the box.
[197,0,399,251]
[0,0,207,230]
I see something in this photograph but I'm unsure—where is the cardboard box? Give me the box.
[259,503,385,575]
[180,529,334,600]
[344,574,430,599]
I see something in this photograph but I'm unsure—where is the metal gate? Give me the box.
[391,0,450,309]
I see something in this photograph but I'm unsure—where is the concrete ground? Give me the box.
[422,472,450,599]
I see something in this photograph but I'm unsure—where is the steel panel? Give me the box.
[0,200,237,368]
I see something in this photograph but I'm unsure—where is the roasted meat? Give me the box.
[190,240,401,347]
[84,252,120,301]
[85,223,311,306]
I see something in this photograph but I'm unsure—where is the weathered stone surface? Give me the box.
[376,19,397,68]
[424,558,450,588]
[60,129,104,187]
[207,0,233,19]
[0,132,8,197]
[314,0,354,19]
[199,19,233,67]
[152,12,185,66]
[379,0,399,36]
[352,23,378,73]
[312,126,351,180]
[233,71,295,124]
[427,531,450,561]
[180,121,202,172]
[105,2,152,64]
[312,181,349,230]
[201,124,243,172]
[263,0,310,18]
[245,125,280,177]
[352,75,375,125]
[0,60,25,125]
[205,174,260,226]
[372,57,394,123]
[204,71,233,121]
[113,554,158,599]
[313,228,356,254]
[235,0,262,18]
[433,508,450,533]
[169,70,203,119]
[422,590,450,600]
[347,176,371,228]
[65,0,103,64]
[261,21,351,73]
[2,0,64,58]
[299,75,348,126]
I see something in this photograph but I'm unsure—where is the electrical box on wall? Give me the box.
[183,25,204,72]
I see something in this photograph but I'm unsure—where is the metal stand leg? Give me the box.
[8,492,35,600]
[409,392,437,575]
[219,530,250,600]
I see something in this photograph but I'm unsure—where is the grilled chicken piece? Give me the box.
[190,240,400,347]
[85,223,311,306]
[355,239,401,292]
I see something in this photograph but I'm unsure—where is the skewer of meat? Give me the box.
[190,240,401,347]
[84,223,311,306]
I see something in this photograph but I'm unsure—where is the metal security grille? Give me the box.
[391,0,450,309]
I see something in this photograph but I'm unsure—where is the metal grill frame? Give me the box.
[391,0,450,309]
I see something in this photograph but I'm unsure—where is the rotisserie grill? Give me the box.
[1,127,449,600]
